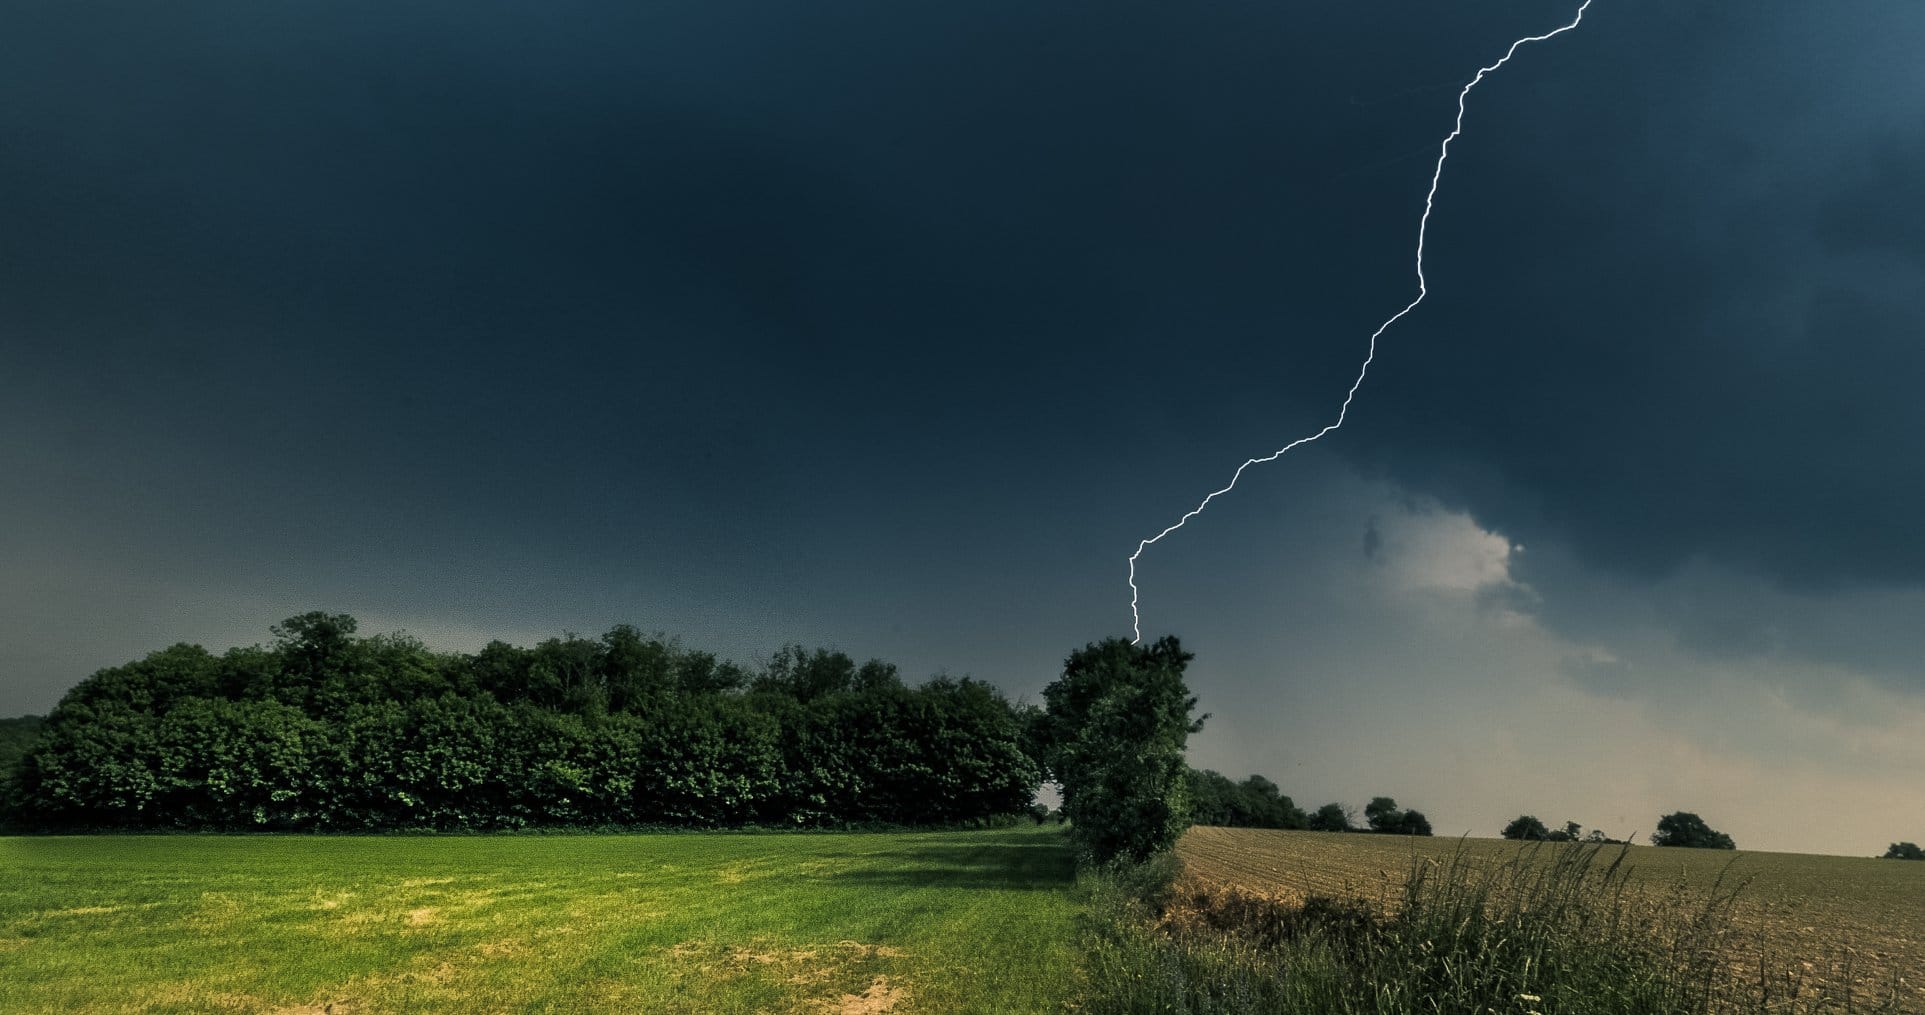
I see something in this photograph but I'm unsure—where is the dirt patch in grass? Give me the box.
[731,944,818,965]
[833,940,906,959]
[669,938,909,1004]
[827,975,905,1014]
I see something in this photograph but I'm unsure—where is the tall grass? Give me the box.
[1077,841,1903,1015]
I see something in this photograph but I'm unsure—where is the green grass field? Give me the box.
[0,824,1081,1014]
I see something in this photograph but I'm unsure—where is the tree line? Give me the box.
[1501,815,1626,844]
[22,618,1904,860]
[1503,812,1732,849]
[2,613,1040,831]
[1186,771,1433,836]
[3,624,1440,853]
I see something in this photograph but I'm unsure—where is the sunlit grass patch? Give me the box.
[0,825,1079,1013]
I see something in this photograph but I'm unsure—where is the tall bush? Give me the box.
[1041,636,1204,864]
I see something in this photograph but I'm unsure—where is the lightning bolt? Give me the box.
[1128,1,1593,644]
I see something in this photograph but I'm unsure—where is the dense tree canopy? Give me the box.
[1040,636,1203,864]
[1652,812,1736,850]
[8,614,1041,831]
[1502,814,1552,840]
[10,616,1470,851]
[1502,815,1598,842]
[1307,802,1352,832]
[1186,770,1306,830]
[1882,842,1923,860]
[0,715,46,817]
[1361,796,1431,836]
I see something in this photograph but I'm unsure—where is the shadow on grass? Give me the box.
[823,841,1078,891]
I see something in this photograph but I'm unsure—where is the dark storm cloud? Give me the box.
[1330,1,1925,596]
[0,3,1565,610]
[2,0,1923,718]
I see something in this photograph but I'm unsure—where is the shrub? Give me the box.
[1652,812,1736,850]
[1503,814,1552,840]
[1306,802,1351,832]
[1040,637,1203,864]
[1076,842,1754,1015]
[1364,798,1432,836]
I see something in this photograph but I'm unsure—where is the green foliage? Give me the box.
[1075,843,1778,1015]
[1041,636,1204,864]
[1507,815,1609,843]
[1186,769,1307,829]
[1307,802,1351,832]
[0,715,47,825]
[13,614,1041,832]
[1091,849,1184,914]
[1881,841,1923,860]
[1505,814,1551,840]
[1362,797,1433,836]
[1364,796,1398,825]
[152,698,327,829]
[1653,812,1737,850]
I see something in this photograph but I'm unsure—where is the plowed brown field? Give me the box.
[1179,826,1925,1010]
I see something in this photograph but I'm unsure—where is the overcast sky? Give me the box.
[4,0,1922,856]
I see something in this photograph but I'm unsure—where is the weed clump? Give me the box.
[1077,842,1898,1014]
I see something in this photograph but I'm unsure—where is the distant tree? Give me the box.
[752,645,866,702]
[1184,768,1306,830]
[673,650,750,696]
[1502,814,1550,840]
[1362,797,1432,836]
[0,716,45,781]
[271,611,366,711]
[1558,820,1583,842]
[1652,812,1736,850]
[470,640,535,701]
[852,659,904,694]
[0,715,47,823]
[1364,797,1401,831]
[1882,842,1924,860]
[1041,636,1204,864]
[598,624,677,709]
[1186,768,1234,827]
[529,634,604,713]
[1308,802,1351,832]
[1239,774,1306,829]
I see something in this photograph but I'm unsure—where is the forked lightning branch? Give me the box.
[1126,1,1594,643]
